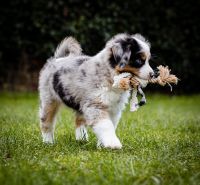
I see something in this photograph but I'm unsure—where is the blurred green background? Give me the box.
[0,0,199,93]
[0,2,200,184]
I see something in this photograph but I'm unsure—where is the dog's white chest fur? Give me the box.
[100,87,130,112]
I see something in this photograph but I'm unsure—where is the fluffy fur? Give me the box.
[39,33,154,149]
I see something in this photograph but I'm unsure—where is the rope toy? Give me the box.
[113,65,179,112]
[149,65,178,91]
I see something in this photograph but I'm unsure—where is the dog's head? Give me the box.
[107,33,154,80]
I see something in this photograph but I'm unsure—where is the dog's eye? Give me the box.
[132,58,145,68]
[130,53,146,68]
[134,59,145,67]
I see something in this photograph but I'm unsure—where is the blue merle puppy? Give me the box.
[39,33,154,149]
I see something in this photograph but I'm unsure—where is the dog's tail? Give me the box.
[54,37,82,58]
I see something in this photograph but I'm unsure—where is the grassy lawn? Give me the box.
[0,93,200,185]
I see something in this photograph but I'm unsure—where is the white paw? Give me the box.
[98,135,122,149]
[42,132,54,144]
[75,125,88,141]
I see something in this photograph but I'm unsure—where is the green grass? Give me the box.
[0,93,200,185]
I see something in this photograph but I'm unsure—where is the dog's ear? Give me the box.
[111,43,123,64]
[111,43,131,69]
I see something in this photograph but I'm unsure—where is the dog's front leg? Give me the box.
[110,111,122,130]
[92,119,122,149]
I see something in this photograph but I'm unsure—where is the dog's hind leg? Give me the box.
[39,100,60,143]
[75,113,88,141]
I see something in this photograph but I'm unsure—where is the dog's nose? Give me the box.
[149,72,155,78]
[153,69,159,78]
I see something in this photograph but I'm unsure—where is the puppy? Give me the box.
[39,33,154,149]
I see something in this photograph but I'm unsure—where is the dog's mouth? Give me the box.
[115,65,159,81]
[115,65,140,76]
[115,65,147,80]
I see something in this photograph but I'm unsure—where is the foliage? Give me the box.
[0,93,200,185]
[0,0,199,92]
